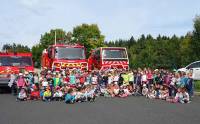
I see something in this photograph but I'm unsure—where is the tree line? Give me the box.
[2,16,200,69]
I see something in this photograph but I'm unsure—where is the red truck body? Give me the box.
[88,47,129,71]
[41,44,88,71]
[0,52,34,87]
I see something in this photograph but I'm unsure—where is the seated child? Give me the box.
[30,85,40,100]
[147,85,156,99]
[118,86,129,98]
[142,84,148,97]
[100,86,110,97]
[16,88,27,101]
[65,88,75,104]
[113,84,120,96]
[182,88,190,103]
[43,87,52,102]
[53,86,63,101]
[106,84,115,97]
[123,86,131,96]
[159,86,169,100]
[173,88,184,103]
[155,84,160,99]
[75,89,85,102]
[86,85,96,102]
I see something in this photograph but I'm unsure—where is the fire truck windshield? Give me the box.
[0,56,32,66]
[55,47,85,60]
[102,49,127,59]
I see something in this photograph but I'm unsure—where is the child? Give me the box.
[182,88,190,103]
[42,78,49,90]
[186,73,194,97]
[147,70,153,87]
[118,86,128,98]
[86,86,96,102]
[91,73,98,85]
[122,72,129,86]
[53,86,63,101]
[43,87,52,102]
[100,85,110,97]
[75,88,85,102]
[113,72,119,85]
[30,85,40,100]
[173,88,184,103]
[85,72,91,85]
[16,73,26,93]
[69,71,76,87]
[142,84,148,97]
[159,86,169,100]
[53,74,61,88]
[16,87,27,101]
[128,71,134,92]
[113,84,120,96]
[65,88,75,104]
[141,71,147,85]
[147,85,156,99]
[169,74,177,97]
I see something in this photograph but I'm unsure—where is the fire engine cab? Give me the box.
[0,52,34,87]
[88,47,129,71]
[41,44,88,71]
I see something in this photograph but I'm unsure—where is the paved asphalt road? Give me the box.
[0,92,200,124]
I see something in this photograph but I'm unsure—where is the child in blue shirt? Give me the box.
[69,71,76,86]
[65,88,75,104]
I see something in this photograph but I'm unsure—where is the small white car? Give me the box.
[178,61,200,80]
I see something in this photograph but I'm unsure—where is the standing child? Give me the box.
[16,73,26,94]
[186,72,194,97]
[69,71,76,87]
[53,73,61,88]
[91,72,98,85]
[128,70,134,93]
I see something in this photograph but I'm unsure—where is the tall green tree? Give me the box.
[40,29,67,48]
[190,15,200,61]
[72,24,105,55]
[32,29,66,67]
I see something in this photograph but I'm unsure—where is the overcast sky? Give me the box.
[0,0,200,49]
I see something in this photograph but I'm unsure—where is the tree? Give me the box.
[72,24,105,55]
[40,29,67,48]
[180,33,192,66]
[2,43,30,52]
[32,29,67,67]
[190,15,200,61]
[32,44,44,68]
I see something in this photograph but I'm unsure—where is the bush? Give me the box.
[194,80,200,92]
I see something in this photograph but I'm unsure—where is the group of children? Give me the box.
[9,68,194,104]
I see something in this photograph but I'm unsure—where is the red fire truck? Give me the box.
[88,47,129,71]
[0,52,34,87]
[41,44,88,71]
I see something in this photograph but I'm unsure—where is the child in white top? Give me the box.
[42,78,49,88]
[142,84,148,97]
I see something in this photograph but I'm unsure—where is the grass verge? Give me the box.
[194,80,200,92]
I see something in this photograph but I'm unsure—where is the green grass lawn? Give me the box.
[194,80,200,92]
